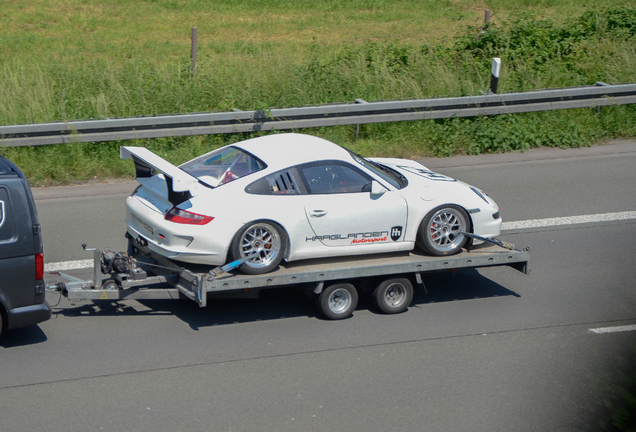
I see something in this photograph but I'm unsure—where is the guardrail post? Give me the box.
[485,10,491,24]
[354,99,368,139]
[191,27,198,76]
[489,57,501,94]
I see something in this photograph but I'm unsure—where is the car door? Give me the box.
[298,161,407,247]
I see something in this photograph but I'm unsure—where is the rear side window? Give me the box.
[246,169,304,195]
[0,187,15,243]
[180,147,266,187]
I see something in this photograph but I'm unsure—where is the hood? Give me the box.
[369,157,459,184]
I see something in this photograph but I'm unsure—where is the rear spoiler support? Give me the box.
[121,146,202,206]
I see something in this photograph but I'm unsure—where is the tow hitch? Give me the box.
[462,232,530,252]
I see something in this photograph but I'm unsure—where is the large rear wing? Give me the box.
[120,146,205,205]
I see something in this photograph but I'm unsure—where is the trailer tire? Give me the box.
[101,278,119,290]
[317,283,358,320]
[417,205,469,256]
[231,220,287,275]
[373,278,413,314]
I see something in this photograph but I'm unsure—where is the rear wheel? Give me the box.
[373,278,413,314]
[232,221,287,275]
[0,307,5,339]
[317,283,358,320]
[417,205,469,256]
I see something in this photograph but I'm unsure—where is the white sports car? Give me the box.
[122,133,501,274]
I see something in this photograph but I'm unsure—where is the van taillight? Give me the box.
[36,253,44,280]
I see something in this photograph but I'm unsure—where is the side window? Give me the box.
[299,162,372,194]
[181,147,266,187]
[245,169,303,195]
[0,188,15,243]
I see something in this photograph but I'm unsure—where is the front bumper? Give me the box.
[470,207,502,243]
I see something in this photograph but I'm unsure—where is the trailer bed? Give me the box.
[134,242,529,307]
[53,241,529,316]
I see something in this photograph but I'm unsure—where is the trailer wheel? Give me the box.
[231,220,287,275]
[373,278,413,314]
[417,205,469,256]
[317,283,358,320]
[101,278,119,290]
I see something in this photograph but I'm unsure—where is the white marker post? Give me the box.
[191,27,198,75]
[490,57,501,94]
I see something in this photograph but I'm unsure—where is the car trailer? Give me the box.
[47,235,530,320]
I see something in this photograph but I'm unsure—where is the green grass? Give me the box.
[1,1,636,185]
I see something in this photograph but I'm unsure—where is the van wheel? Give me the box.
[0,306,7,339]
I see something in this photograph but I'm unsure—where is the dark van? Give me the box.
[0,156,51,338]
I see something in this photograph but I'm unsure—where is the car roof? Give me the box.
[232,133,353,171]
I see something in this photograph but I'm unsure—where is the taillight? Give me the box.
[36,253,44,280]
[164,207,214,225]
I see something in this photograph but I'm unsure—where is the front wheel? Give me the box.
[231,220,287,275]
[317,283,358,320]
[417,205,470,256]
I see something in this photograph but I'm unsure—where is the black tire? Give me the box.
[417,205,470,256]
[317,283,358,320]
[101,278,120,290]
[0,307,5,340]
[231,220,287,275]
[373,278,413,314]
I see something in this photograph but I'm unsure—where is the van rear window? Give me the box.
[0,159,13,175]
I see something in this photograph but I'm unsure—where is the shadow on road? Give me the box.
[415,268,521,304]
[48,268,519,330]
[0,325,48,348]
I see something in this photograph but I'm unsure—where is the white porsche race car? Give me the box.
[122,133,501,274]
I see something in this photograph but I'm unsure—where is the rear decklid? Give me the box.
[121,146,207,206]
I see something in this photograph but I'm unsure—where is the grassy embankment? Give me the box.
[1,0,636,185]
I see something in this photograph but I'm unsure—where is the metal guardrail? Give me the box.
[1,83,635,147]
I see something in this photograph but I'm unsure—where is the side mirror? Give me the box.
[370,181,388,198]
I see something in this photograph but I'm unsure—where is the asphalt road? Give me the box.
[1,140,636,432]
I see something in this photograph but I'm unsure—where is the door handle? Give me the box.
[309,210,328,217]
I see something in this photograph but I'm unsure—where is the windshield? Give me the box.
[180,146,266,187]
[346,150,407,189]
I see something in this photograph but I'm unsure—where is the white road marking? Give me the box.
[589,324,636,334]
[502,211,636,231]
[45,259,94,272]
[45,210,636,272]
